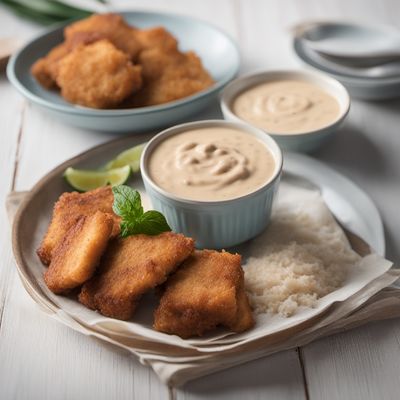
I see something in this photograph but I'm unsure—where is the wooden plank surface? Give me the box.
[1,1,304,399]
[0,75,23,331]
[176,350,306,400]
[0,0,37,329]
[1,0,400,399]
[303,319,400,400]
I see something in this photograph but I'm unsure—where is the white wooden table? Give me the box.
[1,1,400,399]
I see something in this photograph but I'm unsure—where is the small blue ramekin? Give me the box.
[140,120,283,249]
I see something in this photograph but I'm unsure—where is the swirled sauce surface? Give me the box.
[232,80,340,134]
[148,127,276,201]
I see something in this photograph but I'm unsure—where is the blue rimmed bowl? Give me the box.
[140,120,283,249]
[6,11,240,133]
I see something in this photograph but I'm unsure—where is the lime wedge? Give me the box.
[104,143,146,173]
[64,165,131,192]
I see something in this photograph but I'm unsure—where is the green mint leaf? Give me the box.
[119,211,171,237]
[119,220,135,238]
[112,185,171,237]
[112,185,143,220]
[134,211,172,235]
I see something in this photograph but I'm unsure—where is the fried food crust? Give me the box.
[31,43,70,89]
[37,186,120,266]
[56,40,142,109]
[134,26,178,53]
[79,232,195,320]
[121,48,213,107]
[30,31,107,89]
[153,250,254,338]
[44,211,113,294]
[31,13,213,108]
[65,13,141,60]
[32,13,142,89]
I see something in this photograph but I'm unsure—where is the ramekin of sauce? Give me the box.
[221,70,350,152]
[141,120,283,249]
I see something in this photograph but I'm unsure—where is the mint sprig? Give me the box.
[112,185,171,238]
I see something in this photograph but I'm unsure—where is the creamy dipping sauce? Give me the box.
[233,80,340,134]
[148,127,276,201]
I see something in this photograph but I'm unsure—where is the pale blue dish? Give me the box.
[6,11,240,133]
[141,120,283,249]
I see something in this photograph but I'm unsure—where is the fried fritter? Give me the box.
[31,13,214,108]
[44,211,113,294]
[66,30,106,49]
[79,232,195,320]
[31,43,70,89]
[56,40,142,108]
[37,186,120,266]
[31,31,107,89]
[153,250,254,338]
[64,13,142,60]
[122,47,213,107]
[32,13,142,89]
[134,26,178,53]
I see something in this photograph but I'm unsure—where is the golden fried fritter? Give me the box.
[31,13,214,109]
[231,279,256,332]
[134,26,178,53]
[79,233,195,320]
[32,14,142,89]
[31,43,70,89]
[44,211,113,294]
[153,250,254,338]
[122,48,213,107]
[31,31,107,89]
[64,13,141,60]
[66,30,106,48]
[56,40,142,108]
[37,186,120,266]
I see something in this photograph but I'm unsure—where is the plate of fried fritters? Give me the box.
[12,132,255,343]
[7,12,240,132]
[12,132,387,349]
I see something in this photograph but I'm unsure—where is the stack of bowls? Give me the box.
[292,22,400,100]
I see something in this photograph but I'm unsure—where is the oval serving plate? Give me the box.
[12,134,385,350]
[7,11,240,132]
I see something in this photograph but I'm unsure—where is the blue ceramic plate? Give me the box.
[7,11,240,132]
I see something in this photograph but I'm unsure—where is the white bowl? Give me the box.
[140,120,283,249]
[293,37,400,100]
[220,69,350,153]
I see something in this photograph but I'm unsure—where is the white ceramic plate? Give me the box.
[284,152,384,255]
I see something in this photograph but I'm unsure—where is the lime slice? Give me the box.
[104,143,146,173]
[64,165,131,192]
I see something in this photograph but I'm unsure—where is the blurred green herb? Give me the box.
[0,0,106,25]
